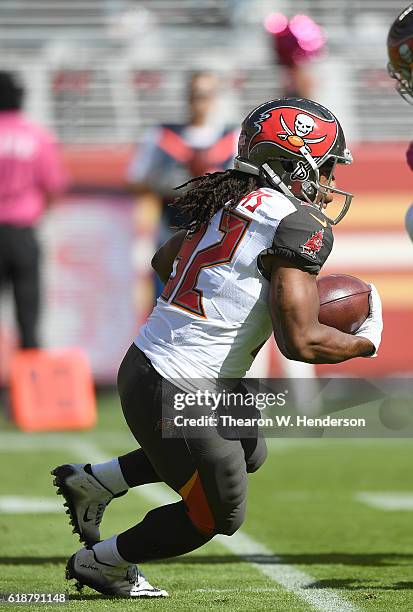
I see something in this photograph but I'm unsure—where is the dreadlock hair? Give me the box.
[170,169,261,234]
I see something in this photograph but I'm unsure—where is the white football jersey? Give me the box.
[136,187,333,381]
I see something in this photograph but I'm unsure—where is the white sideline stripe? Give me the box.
[356,492,413,511]
[0,496,61,514]
[325,232,413,269]
[68,440,358,612]
[0,432,135,452]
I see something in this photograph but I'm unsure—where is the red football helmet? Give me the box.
[234,98,353,225]
[387,4,413,103]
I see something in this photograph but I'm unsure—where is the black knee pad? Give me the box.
[214,498,246,535]
[242,437,268,473]
[210,451,247,536]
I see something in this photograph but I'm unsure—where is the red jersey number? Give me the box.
[161,210,250,317]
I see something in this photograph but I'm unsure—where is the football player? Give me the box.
[52,98,383,598]
[387,3,413,241]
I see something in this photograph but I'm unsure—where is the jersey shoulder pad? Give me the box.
[270,203,333,275]
[258,202,334,279]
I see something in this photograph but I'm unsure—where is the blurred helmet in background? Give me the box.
[387,4,413,104]
[264,13,326,68]
[234,98,353,225]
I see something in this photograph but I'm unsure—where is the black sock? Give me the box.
[116,501,213,563]
[118,449,161,487]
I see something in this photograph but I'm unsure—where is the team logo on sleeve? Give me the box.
[250,107,337,158]
[300,229,324,259]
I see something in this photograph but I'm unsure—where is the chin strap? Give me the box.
[234,156,293,197]
[260,163,293,197]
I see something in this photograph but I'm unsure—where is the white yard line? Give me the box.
[356,492,413,511]
[217,531,357,612]
[0,432,134,452]
[0,496,61,514]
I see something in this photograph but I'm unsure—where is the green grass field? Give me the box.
[1,393,413,611]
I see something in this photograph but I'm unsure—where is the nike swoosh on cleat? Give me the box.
[308,212,328,227]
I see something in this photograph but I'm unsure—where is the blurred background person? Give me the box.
[0,71,66,349]
[126,71,238,296]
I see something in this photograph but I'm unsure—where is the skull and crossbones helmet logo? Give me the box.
[277,112,326,152]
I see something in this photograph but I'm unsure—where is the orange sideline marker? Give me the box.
[10,348,96,432]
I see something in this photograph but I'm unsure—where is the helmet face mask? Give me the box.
[387,4,413,104]
[304,151,354,225]
[387,60,413,104]
[235,98,353,225]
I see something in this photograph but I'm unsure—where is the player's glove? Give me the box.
[406,141,413,171]
[354,284,383,357]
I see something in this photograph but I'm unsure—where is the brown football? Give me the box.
[317,274,370,334]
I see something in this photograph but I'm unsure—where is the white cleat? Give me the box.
[66,547,168,598]
[51,463,123,545]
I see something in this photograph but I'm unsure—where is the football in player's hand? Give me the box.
[317,274,370,334]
